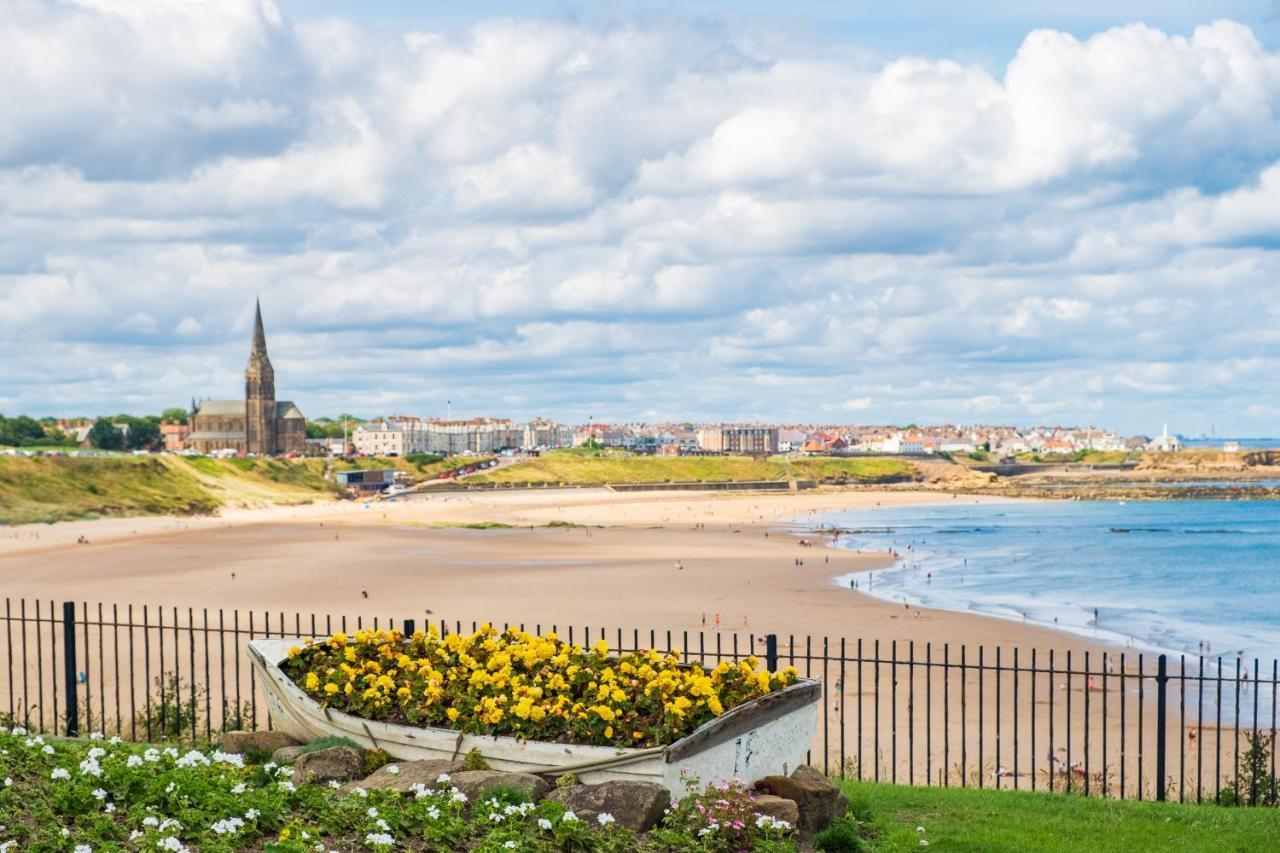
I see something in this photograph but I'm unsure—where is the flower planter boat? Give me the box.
[248,638,821,791]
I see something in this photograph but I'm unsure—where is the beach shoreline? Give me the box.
[0,487,1130,660]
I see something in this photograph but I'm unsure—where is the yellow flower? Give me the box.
[304,672,319,691]
[324,683,339,695]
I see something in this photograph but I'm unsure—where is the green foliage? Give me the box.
[555,772,579,789]
[0,413,68,447]
[0,729,801,851]
[362,748,392,775]
[1226,730,1277,807]
[87,419,124,450]
[461,747,490,771]
[296,735,362,756]
[814,818,866,852]
[160,407,190,424]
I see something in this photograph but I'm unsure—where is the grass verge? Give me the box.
[840,780,1280,852]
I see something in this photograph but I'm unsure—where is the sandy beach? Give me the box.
[6,487,1237,798]
[0,487,1094,653]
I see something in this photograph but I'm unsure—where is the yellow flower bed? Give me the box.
[281,625,799,749]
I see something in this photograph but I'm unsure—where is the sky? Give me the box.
[3,1,1280,435]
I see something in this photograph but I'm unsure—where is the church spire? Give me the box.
[251,297,268,355]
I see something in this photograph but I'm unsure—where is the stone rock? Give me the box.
[344,758,463,795]
[294,747,365,784]
[754,765,848,833]
[751,794,800,828]
[271,745,306,764]
[545,781,669,832]
[449,770,550,804]
[219,730,300,756]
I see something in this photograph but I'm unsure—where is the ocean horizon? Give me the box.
[806,499,1280,668]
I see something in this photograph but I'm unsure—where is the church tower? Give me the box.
[244,299,277,454]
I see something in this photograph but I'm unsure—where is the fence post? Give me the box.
[62,601,79,738]
[1155,654,1167,802]
[403,619,416,637]
[765,634,778,672]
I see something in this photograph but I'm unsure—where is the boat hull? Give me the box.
[248,638,820,791]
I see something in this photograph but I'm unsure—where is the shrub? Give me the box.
[815,818,865,852]
[297,734,362,756]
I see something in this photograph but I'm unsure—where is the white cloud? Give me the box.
[0,3,1278,433]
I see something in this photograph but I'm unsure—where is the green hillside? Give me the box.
[468,450,916,485]
[0,456,340,525]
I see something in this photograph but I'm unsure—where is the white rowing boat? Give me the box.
[248,638,821,791]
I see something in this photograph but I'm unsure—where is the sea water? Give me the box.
[812,498,1280,667]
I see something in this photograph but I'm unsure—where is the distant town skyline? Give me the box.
[4,2,1280,435]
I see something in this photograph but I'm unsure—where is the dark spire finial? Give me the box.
[251,297,267,354]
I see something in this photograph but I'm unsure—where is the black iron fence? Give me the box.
[2,598,1277,806]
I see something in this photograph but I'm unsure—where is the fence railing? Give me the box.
[2,598,1277,806]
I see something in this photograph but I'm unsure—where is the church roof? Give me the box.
[193,399,305,419]
[193,400,243,416]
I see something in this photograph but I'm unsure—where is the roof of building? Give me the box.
[193,399,304,419]
[188,430,246,441]
[193,400,243,416]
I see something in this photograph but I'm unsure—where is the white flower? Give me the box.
[156,836,187,852]
[104,802,116,814]
[211,816,245,836]
[597,812,615,826]
[231,782,246,794]
[385,764,399,775]
[354,786,368,798]
[61,828,71,837]
[504,843,517,850]
[2,777,10,786]
[89,731,104,741]
[917,826,926,833]
[426,805,440,820]
[450,790,467,804]
[75,845,92,853]
[129,831,143,841]
[538,818,553,830]
[562,810,578,823]
[375,819,390,831]
[164,782,176,794]
[367,807,379,818]
[328,779,341,789]
[41,744,55,755]
[244,808,260,821]
[109,736,122,745]
[88,747,106,759]
[364,832,394,848]
[211,750,243,767]
[435,773,451,783]
[51,768,71,780]
[919,841,929,848]
[158,819,182,832]
[79,757,103,777]
[163,747,179,760]
[263,761,277,773]
[127,755,144,768]
[10,727,25,735]
[142,816,160,827]
[92,788,108,800]
[176,750,209,769]
[143,748,161,762]
[278,780,296,792]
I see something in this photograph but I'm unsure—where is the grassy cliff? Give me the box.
[0,456,340,525]
[467,450,916,486]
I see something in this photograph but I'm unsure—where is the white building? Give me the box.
[1148,424,1183,453]
[522,418,572,449]
[353,421,429,456]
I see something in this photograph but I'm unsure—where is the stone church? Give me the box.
[188,301,307,455]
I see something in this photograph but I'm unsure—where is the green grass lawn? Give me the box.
[469,450,917,485]
[841,781,1280,852]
